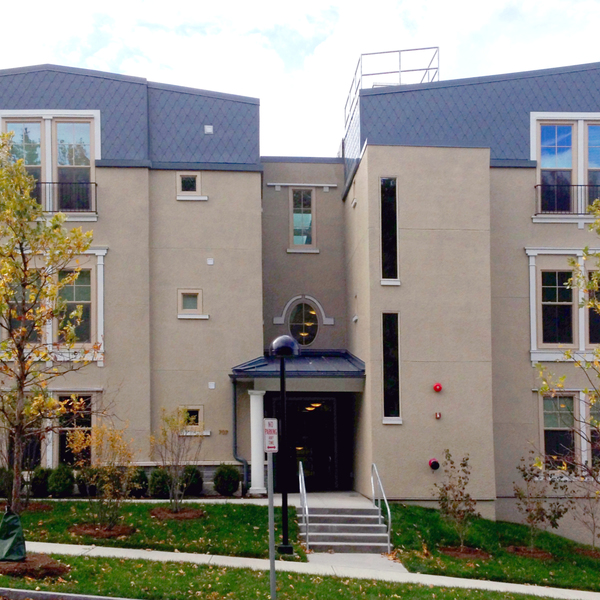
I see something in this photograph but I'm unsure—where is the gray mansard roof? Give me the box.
[0,64,260,171]
[343,61,600,179]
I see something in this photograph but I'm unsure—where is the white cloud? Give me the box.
[2,0,600,155]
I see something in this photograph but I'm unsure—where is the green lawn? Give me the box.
[391,503,600,592]
[20,502,305,560]
[0,555,561,600]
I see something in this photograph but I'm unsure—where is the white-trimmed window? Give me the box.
[543,395,575,469]
[177,289,208,320]
[289,301,319,346]
[531,113,600,219]
[57,393,93,466]
[540,270,573,345]
[1,110,100,216]
[176,172,207,201]
[59,269,93,344]
[382,312,401,423]
[180,405,205,435]
[289,188,316,250]
[381,177,399,282]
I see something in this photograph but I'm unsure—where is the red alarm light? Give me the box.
[433,383,442,392]
[429,459,440,470]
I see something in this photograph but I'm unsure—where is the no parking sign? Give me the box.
[264,418,278,453]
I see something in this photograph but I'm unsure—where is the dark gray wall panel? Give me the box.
[358,63,600,161]
[0,68,148,161]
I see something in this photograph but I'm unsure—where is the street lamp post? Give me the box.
[269,334,299,555]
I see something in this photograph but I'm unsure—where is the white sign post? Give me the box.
[264,418,278,599]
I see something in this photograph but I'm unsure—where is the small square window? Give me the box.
[181,176,197,193]
[178,289,208,320]
[177,172,208,201]
[180,405,204,435]
[182,293,198,311]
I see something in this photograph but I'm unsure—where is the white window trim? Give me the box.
[179,405,210,436]
[0,109,101,160]
[530,112,600,224]
[539,389,590,472]
[50,247,107,366]
[381,312,402,423]
[525,247,600,362]
[176,172,208,201]
[273,294,334,325]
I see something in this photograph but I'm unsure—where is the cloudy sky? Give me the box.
[3,0,600,157]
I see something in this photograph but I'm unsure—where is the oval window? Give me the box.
[289,303,319,346]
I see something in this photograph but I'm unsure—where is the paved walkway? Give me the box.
[19,493,600,599]
[26,541,600,600]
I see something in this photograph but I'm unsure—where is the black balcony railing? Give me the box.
[30,182,97,213]
[535,184,600,215]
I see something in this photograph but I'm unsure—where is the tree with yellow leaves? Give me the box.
[0,133,95,513]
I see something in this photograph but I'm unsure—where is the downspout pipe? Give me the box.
[231,378,249,496]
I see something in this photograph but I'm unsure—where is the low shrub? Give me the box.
[184,465,203,496]
[149,468,170,499]
[48,464,74,498]
[75,467,98,497]
[31,467,52,498]
[213,464,239,497]
[130,467,149,498]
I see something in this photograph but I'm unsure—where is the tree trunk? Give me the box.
[11,431,23,514]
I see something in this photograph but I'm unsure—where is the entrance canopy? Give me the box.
[231,349,365,392]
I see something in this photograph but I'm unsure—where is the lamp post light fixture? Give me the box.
[269,334,300,555]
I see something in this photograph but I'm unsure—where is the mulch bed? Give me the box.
[0,554,69,578]
[0,503,53,513]
[575,547,600,560]
[438,546,491,560]
[150,507,206,521]
[505,545,553,559]
[68,523,137,538]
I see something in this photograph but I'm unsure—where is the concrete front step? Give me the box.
[308,542,389,553]
[297,506,390,554]
[300,523,387,534]
[306,507,381,516]
[307,514,382,525]
[301,532,389,544]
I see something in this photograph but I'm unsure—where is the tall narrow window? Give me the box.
[59,270,92,343]
[6,121,42,202]
[591,401,600,467]
[382,313,400,418]
[291,189,314,247]
[381,178,398,279]
[56,122,91,211]
[541,271,573,344]
[58,394,92,466]
[540,125,573,212]
[543,396,574,468]
[589,125,600,206]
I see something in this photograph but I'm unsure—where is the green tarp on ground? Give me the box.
[0,509,25,561]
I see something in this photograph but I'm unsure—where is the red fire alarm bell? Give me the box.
[429,459,440,470]
[433,383,442,392]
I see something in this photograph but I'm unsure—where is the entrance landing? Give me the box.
[233,491,373,508]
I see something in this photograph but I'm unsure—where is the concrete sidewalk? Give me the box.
[26,541,600,600]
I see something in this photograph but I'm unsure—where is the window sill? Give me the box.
[287,248,319,254]
[382,417,403,425]
[177,195,209,201]
[532,214,594,229]
[381,279,401,286]
[178,314,210,320]
[64,213,98,222]
[180,430,211,437]
[530,349,595,362]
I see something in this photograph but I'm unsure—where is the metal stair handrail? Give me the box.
[298,461,310,550]
[371,463,391,553]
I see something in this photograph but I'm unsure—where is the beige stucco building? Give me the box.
[2,57,600,537]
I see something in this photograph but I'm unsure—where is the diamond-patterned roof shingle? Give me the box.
[353,62,600,162]
[0,65,259,167]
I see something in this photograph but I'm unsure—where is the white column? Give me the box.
[249,390,266,494]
